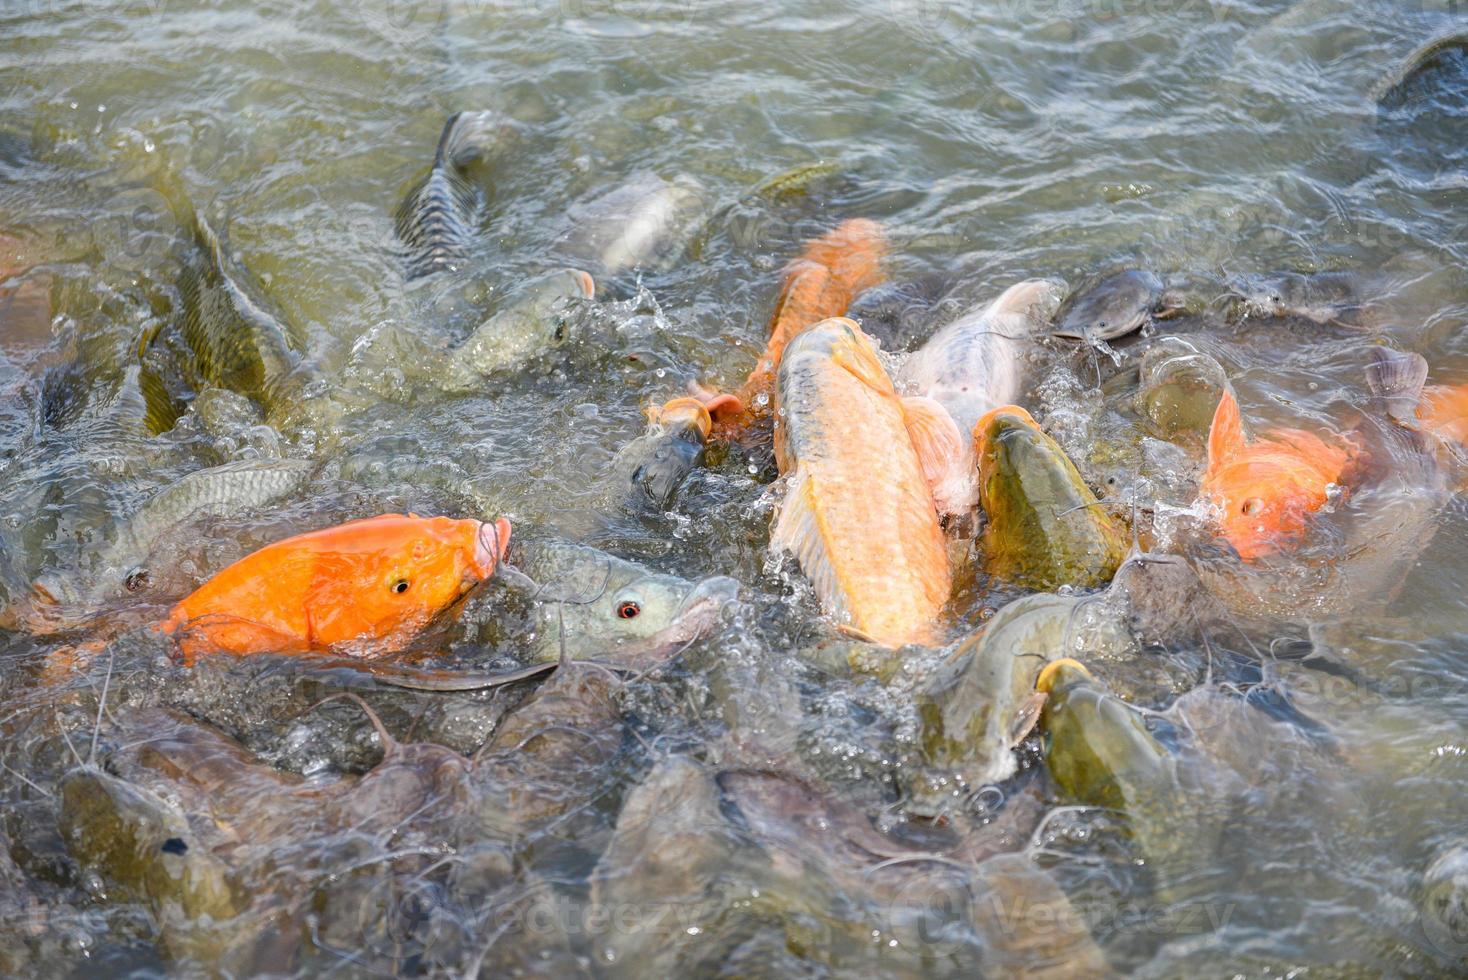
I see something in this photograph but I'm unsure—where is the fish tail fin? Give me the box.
[900,395,973,516]
[986,278,1066,330]
[434,110,502,171]
[771,468,848,624]
[1207,387,1246,465]
[1364,345,1428,424]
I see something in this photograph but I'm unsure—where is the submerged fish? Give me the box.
[1373,30,1468,116]
[29,458,314,625]
[896,278,1065,514]
[975,405,1127,590]
[606,396,712,510]
[1227,270,1363,327]
[159,513,510,661]
[355,267,595,394]
[558,173,709,277]
[1415,379,1468,477]
[395,111,501,279]
[1201,388,1357,561]
[161,186,311,422]
[508,538,739,666]
[772,317,953,647]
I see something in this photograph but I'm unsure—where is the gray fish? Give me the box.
[605,397,710,510]
[1051,269,1176,343]
[351,267,595,395]
[29,458,313,621]
[1227,269,1364,326]
[507,538,739,666]
[395,111,501,279]
[558,173,709,277]
[1373,30,1468,116]
[910,550,1208,816]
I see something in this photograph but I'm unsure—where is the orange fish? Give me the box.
[1417,382,1468,452]
[772,316,956,647]
[1201,390,1357,561]
[158,514,511,661]
[651,218,887,440]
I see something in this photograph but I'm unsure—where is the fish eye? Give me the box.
[617,600,641,619]
[124,568,150,593]
[1241,498,1264,516]
[391,578,411,594]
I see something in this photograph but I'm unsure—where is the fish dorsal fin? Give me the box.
[770,468,849,626]
[1207,387,1247,465]
[1364,346,1428,424]
[825,318,893,395]
[900,395,972,516]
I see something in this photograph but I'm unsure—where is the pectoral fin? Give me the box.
[771,468,848,625]
[900,395,973,515]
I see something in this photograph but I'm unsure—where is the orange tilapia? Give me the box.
[771,317,955,647]
[1201,389,1357,561]
[650,218,887,440]
[159,513,511,661]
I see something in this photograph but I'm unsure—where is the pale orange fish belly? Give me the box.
[772,317,951,647]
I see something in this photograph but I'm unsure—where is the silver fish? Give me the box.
[508,538,739,666]
[1051,269,1175,343]
[558,173,709,277]
[29,459,313,620]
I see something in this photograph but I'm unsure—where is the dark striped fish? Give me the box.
[162,185,308,419]
[394,111,500,279]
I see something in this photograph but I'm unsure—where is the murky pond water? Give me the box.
[1,0,1467,975]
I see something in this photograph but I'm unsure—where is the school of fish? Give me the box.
[1,9,1467,977]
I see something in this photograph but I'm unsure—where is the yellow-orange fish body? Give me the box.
[651,218,887,441]
[772,317,954,647]
[1201,390,1355,561]
[159,513,510,660]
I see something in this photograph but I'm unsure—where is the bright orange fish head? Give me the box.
[162,513,511,658]
[301,514,511,649]
[1202,391,1351,561]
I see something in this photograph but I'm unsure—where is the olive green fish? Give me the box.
[975,405,1127,590]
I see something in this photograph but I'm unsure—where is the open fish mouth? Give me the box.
[473,518,513,579]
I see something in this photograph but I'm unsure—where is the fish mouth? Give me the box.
[972,405,1040,467]
[473,518,513,579]
[641,575,741,659]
